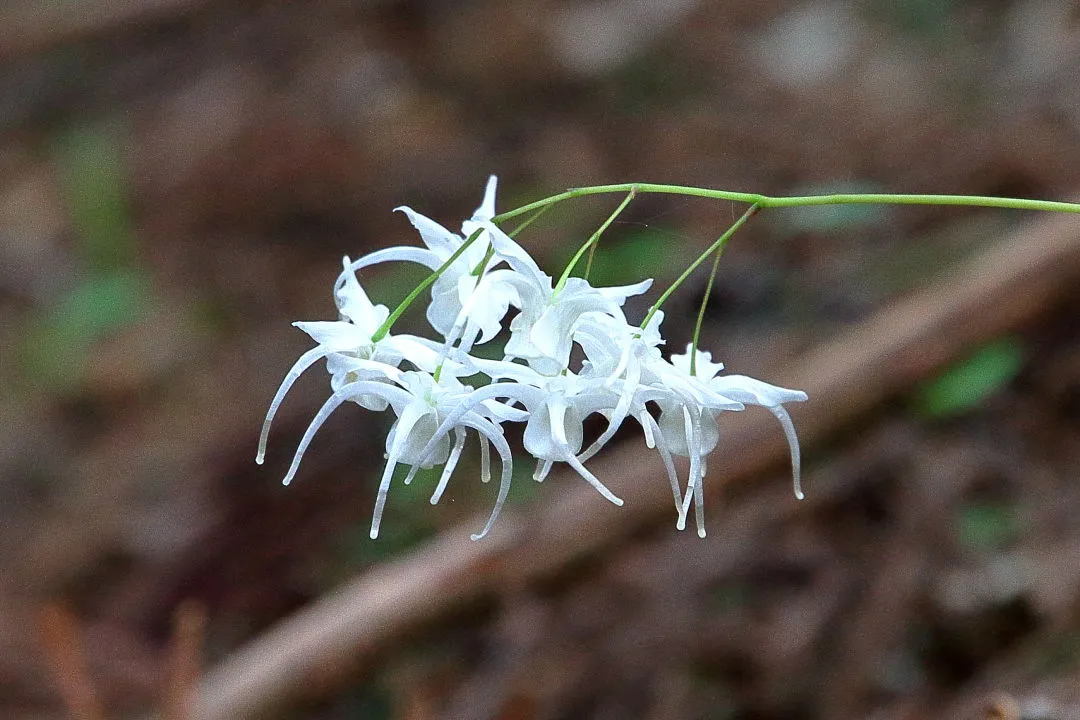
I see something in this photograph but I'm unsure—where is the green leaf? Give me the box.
[21,269,150,387]
[53,269,149,337]
[956,502,1019,552]
[913,337,1025,418]
[54,123,134,272]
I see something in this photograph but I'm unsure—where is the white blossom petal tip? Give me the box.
[472,175,498,222]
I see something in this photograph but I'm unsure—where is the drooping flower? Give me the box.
[651,345,808,536]
[257,258,401,464]
[484,226,654,374]
[256,256,468,464]
[278,367,525,540]
[406,355,628,507]
[332,176,522,350]
[573,310,667,461]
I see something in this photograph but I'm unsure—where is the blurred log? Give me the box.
[164,602,206,720]
[38,604,105,720]
[191,209,1080,719]
[0,0,204,59]
[0,0,388,59]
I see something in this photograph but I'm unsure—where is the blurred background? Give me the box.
[3,0,1080,718]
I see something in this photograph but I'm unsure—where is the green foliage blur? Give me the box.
[21,123,151,390]
[913,337,1025,418]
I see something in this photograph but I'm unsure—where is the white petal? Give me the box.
[470,175,498,222]
[522,405,558,460]
[292,321,370,350]
[429,427,468,504]
[335,261,390,331]
[463,415,513,540]
[576,377,638,463]
[529,307,575,364]
[643,412,682,513]
[533,458,553,482]
[328,356,402,382]
[399,413,449,467]
[325,356,402,411]
[563,451,624,506]
[639,408,656,448]
[573,318,624,376]
[394,206,461,257]
[657,403,691,457]
[596,277,653,304]
[334,248,442,299]
[770,405,805,500]
[696,411,721,454]
[676,406,709,536]
[522,396,585,460]
[455,273,519,344]
[382,333,459,374]
[455,323,483,355]
[257,346,330,464]
[548,397,570,447]
[480,399,530,423]
[597,351,642,448]
[676,407,696,529]
[479,432,491,483]
[470,357,545,386]
[371,403,426,539]
[404,382,538,474]
[693,467,706,538]
[370,456,399,540]
[708,375,808,407]
[426,275,465,337]
[281,381,409,487]
[485,224,551,290]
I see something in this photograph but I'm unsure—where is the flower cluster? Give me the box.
[258,177,808,540]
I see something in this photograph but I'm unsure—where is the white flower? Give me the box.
[571,312,696,511]
[256,257,469,463]
[333,176,521,350]
[278,368,524,540]
[486,228,653,374]
[407,356,627,508]
[652,345,807,537]
[467,358,626,504]
[257,259,403,464]
[574,311,666,460]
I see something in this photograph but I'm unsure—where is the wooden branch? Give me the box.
[164,602,206,720]
[0,0,204,60]
[38,604,106,720]
[192,211,1080,720]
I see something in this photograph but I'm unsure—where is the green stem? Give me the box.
[492,183,1080,224]
[690,243,724,376]
[641,204,759,332]
[372,227,485,342]
[509,204,554,237]
[555,190,635,294]
[583,233,600,281]
[472,245,496,276]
